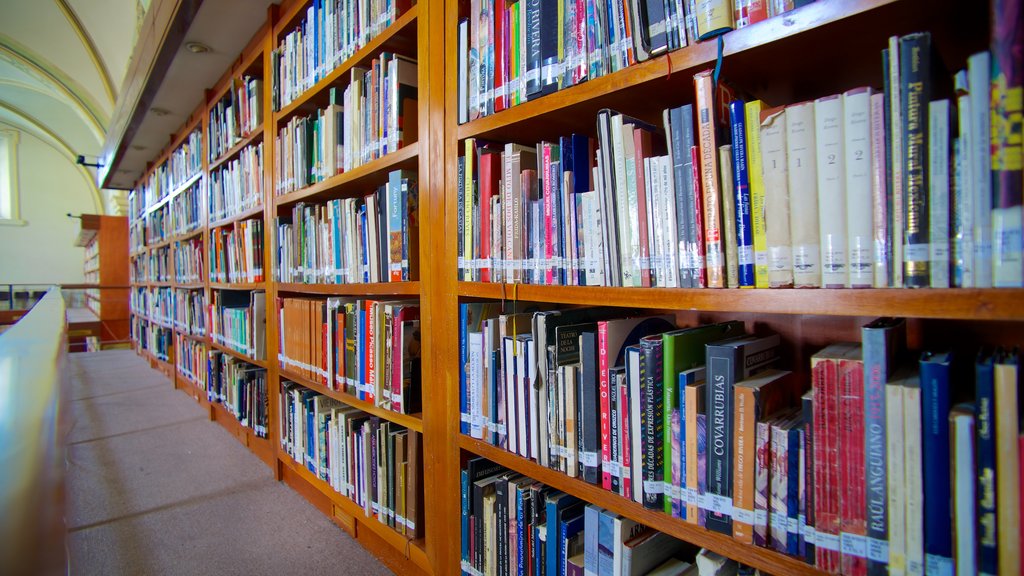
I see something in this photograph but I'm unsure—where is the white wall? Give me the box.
[0,127,101,285]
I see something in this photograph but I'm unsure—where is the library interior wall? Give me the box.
[0,126,99,285]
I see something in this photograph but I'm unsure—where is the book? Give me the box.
[729,100,755,288]
[719,145,739,288]
[968,52,992,287]
[759,105,793,288]
[949,403,976,576]
[843,87,874,288]
[695,0,733,39]
[814,94,848,288]
[994,349,1021,575]
[745,100,770,289]
[869,91,890,288]
[694,70,726,287]
[975,350,998,576]
[899,32,931,288]
[785,101,820,288]
[902,363,924,576]
[927,100,951,288]
[918,351,953,574]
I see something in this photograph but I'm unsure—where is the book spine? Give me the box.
[769,418,788,552]
[862,322,896,575]
[705,343,736,534]
[746,100,770,288]
[976,352,998,575]
[839,354,867,576]
[968,52,992,287]
[844,87,874,288]
[812,354,840,572]
[685,382,702,524]
[760,106,794,288]
[928,100,950,288]
[994,351,1021,575]
[753,419,771,547]
[732,385,755,544]
[903,376,924,576]
[802,392,816,564]
[694,70,725,287]
[899,33,931,288]
[785,101,820,288]
[950,407,976,575]
[641,338,664,510]
[730,100,755,287]
[599,323,613,490]
[919,353,953,574]
[720,145,739,288]
[814,94,847,288]
[990,0,1024,287]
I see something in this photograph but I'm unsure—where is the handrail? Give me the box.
[0,287,67,575]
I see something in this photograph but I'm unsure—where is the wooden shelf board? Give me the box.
[273,6,419,123]
[457,283,1024,321]
[458,436,825,576]
[276,281,421,296]
[208,203,266,229]
[172,226,205,242]
[145,237,174,251]
[273,142,419,207]
[148,281,173,288]
[175,330,209,344]
[209,127,265,171]
[278,455,418,558]
[209,281,266,291]
[172,282,205,289]
[279,368,424,433]
[209,340,269,368]
[166,171,204,200]
[455,0,900,142]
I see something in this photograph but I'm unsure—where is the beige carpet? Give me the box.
[65,349,392,576]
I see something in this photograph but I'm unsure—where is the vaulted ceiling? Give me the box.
[0,0,146,212]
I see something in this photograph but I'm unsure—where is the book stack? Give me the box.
[149,246,170,283]
[146,321,173,363]
[457,34,1023,289]
[209,218,265,284]
[209,142,264,223]
[270,0,413,111]
[208,350,269,438]
[456,0,810,124]
[151,287,174,327]
[143,167,165,208]
[208,75,263,162]
[175,335,207,388]
[171,178,205,237]
[173,288,206,336]
[275,170,419,284]
[173,238,204,285]
[279,380,424,538]
[145,202,170,245]
[162,127,203,192]
[460,457,699,576]
[209,290,267,361]
[277,296,422,415]
[130,286,147,318]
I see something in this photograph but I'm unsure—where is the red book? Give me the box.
[599,322,613,490]
[632,127,653,288]
[479,149,501,282]
[493,0,506,113]
[335,308,346,391]
[365,299,376,404]
[321,300,329,385]
[839,347,867,576]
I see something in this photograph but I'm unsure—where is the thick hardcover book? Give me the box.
[640,335,666,510]
[759,105,794,288]
[694,70,726,287]
[733,369,799,544]
[580,330,601,484]
[745,100,769,289]
[705,333,780,534]
[990,0,1024,287]
[919,351,954,574]
[994,349,1021,575]
[838,346,867,576]
[842,87,874,288]
[815,94,847,289]
[862,317,905,575]
[661,321,746,517]
[729,100,755,288]
[899,32,931,287]
[949,403,976,575]
[976,350,998,576]
[786,100,820,288]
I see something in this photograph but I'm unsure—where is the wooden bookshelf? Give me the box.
[209,125,264,171]
[276,281,421,296]
[279,367,425,433]
[74,214,130,347]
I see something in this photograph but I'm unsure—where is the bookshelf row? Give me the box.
[120,0,1022,574]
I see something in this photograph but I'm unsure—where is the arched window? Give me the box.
[0,130,22,225]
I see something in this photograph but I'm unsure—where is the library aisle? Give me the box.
[64,349,392,575]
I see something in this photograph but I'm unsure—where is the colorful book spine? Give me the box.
[899,32,931,288]
[919,351,953,574]
[729,100,755,288]
[745,100,770,289]
[839,347,867,576]
[976,350,998,575]
[694,70,725,287]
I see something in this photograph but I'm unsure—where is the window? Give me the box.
[0,129,22,225]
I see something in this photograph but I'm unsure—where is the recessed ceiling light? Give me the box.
[150,107,170,117]
[185,41,210,54]
[131,144,146,151]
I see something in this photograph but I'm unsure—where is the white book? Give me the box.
[902,375,924,576]
[760,106,793,288]
[886,372,908,576]
[516,337,532,458]
[814,94,848,288]
[929,100,951,288]
[968,52,993,287]
[786,101,820,288]
[503,337,518,454]
[645,158,663,286]
[661,156,681,288]
[843,87,874,288]
[950,406,976,575]
[627,346,643,504]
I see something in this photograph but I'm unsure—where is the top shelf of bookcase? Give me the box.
[452,0,984,143]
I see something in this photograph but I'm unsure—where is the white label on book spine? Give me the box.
[733,507,756,525]
[867,537,889,562]
[816,532,841,552]
[787,517,800,535]
[461,562,484,576]
[700,493,733,517]
[581,451,599,467]
[903,243,930,261]
[492,423,506,436]
[738,245,754,266]
[643,480,664,495]
[460,412,471,423]
[684,488,700,506]
[755,509,768,528]
[924,554,954,576]
[770,510,788,532]
[525,69,540,86]
[804,524,817,546]
[603,461,621,477]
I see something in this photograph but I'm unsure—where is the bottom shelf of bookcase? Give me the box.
[209,402,275,470]
[458,435,824,576]
[277,455,430,576]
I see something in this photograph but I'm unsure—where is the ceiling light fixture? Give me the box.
[185,41,211,54]
[150,107,171,117]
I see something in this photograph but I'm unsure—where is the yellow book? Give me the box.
[994,350,1021,575]
[745,100,769,288]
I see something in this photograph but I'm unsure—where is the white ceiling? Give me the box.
[0,0,275,194]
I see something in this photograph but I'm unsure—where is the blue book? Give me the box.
[785,419,801,556]
[861,317,905,574]
[546,492,582,576]
[975,350,998,576]
[583,505,603,576]
[920,351,954,574]
[596,510,616,576]
[729,100,754,288]
[558,504,586,576]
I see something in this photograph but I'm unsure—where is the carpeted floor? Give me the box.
[64,349,393,576]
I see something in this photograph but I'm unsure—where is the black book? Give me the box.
[525,0,543,98]
[899,32,931,288]
[580,330,600,483]
[640,335,665,510]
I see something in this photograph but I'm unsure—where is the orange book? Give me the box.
[694,70,725,288]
